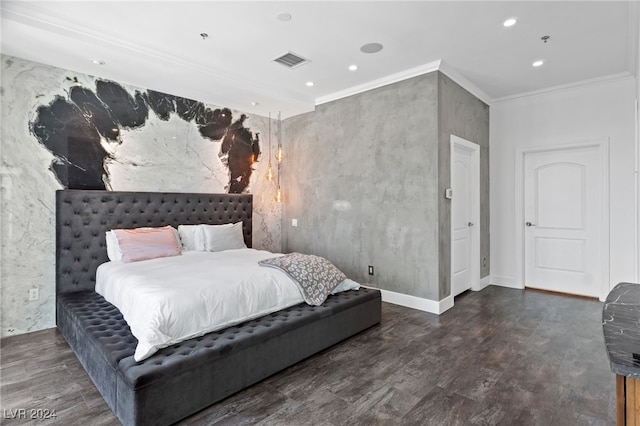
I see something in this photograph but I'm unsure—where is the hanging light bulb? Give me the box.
[273,112,283,204]
[265,112,274,181]
[275,186,282,203]
[266,163,274,181]
[275,111,283,163]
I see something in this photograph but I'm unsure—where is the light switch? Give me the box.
[292,219,298,227]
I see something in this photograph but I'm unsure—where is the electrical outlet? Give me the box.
[482,257,487,267]
[28,288,39,301]
[292,219,298,227]
[368,265,374,276]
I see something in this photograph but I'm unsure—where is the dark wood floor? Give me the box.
[1,286,615,425]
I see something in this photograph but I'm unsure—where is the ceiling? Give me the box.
[1,1,637,118]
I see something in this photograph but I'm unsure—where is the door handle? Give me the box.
[468,222,474,227]
[525,222,536,227]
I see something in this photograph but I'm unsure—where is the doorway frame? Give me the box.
[450,135,481,296]
[515,140,610,300]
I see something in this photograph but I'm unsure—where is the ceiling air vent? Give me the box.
[272,52,310,69]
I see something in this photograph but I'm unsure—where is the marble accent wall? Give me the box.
[283,73,442,300]
[282,71,489,302]
[0,55,282,336]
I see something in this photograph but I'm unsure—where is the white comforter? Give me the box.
[96,249,300,361]
[96,249,357,361]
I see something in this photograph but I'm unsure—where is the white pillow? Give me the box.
[105,230,123,261]
[177,225,201,251]
[200,222,247,252]
[105,227,180,261]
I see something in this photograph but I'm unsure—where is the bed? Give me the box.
[55,190,382,426]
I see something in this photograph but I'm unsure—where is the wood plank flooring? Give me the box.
[1,286,615,425]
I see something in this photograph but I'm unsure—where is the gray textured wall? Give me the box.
[437,73,490,299]
[283,73,441,300]
[282,71,489,302]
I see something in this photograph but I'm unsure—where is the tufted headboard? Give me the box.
[56,190,253,294]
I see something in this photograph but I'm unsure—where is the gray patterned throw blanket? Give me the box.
[258,253,347,306]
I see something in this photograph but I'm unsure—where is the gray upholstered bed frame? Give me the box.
[55,190,381,425]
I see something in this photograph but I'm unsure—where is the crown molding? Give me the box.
[315,60,442,106]
[1,5,312,118]
[316,59,492,107]
[492,72,634,105]
[437,61,492,105]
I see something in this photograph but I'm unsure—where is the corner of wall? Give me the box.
[436,73,491,300]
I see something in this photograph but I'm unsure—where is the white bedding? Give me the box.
[96,248,358,361]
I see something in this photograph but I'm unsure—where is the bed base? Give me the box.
[57,289,380,425]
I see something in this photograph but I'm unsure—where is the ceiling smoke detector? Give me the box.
[272,52,310,69]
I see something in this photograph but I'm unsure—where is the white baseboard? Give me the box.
[473,276,491,292]
[372,287,454,314]
[489,275,523,289]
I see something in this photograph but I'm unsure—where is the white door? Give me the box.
[523,145,603,297]
[451,137,479,297]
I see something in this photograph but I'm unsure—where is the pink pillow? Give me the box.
[113,226,181,263]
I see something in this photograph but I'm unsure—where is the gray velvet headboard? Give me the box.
[56,190,253,294]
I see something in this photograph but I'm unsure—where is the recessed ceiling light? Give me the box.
[503,18,517,27]
[532,60,544,67]
[360,43,383,54]
[306,81,314,87]
[90,59,105,65]
[277,12,292,21]
[348,65,358,71]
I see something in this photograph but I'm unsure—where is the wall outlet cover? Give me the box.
[28,288,39,301]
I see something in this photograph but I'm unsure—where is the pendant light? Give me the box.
[265,113,274,182]
[264,112,283,203]
[275,112,283,203]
